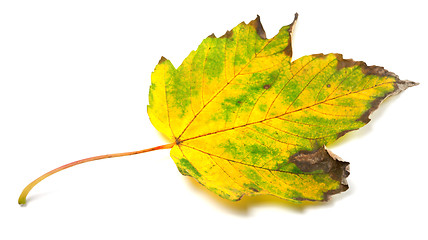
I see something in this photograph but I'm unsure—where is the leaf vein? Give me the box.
[264,56,320,119]
[246,126,304,147]
[181,144,315,175]
[307,107,358,118]
[325,66,359,100]
[246,69,282,124]
[284,58,339,114]
[180,79,394,142]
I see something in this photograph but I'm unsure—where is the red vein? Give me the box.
[236,59,284,75]
[260,122,322,140]
[314,70,338,102]
[278,117,334,128]
[246,126,303,147]
[246,69,282,124]
[207,154,244,189]
[320,101,362,108]
[226,160,266,195]
[231,99,244,128]
[325,66,359,100]
[181,144,307,175]
[180,81,394,143]
[355,92,372,97]
[284,58,338,114]
[264,56,320,119]
[307,107,358,118]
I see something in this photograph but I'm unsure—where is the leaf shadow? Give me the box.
[184,177,354,215]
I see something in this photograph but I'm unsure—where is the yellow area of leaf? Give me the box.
[148,15,412,202]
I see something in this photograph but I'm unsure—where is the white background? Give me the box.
[1,0,427,239]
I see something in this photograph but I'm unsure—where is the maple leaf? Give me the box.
[147,14,417,202]
[18,14,417,205]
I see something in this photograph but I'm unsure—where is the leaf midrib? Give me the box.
[180,81,394,144]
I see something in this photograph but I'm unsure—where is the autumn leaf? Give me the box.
[147,14,417,202]
[18,14,417,205]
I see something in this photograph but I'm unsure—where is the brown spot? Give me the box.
[326,84,331,88]
[249,187,260,193]
[289,146,350,201]
[175,138,182,145]
[263,84,271,89]
[249,15,266,39]
[220,30,233,39]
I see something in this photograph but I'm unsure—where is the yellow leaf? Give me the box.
[148,14,417,202]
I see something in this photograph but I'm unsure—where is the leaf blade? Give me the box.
[148,15,417,202]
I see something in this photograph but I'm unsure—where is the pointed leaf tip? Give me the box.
[395,79,419,93]
[207,33,216,38]
[158,56,167,64]
[249,15,266,39]
[290,13,298,31]
[282,14,298,58]
[220,30,233,39]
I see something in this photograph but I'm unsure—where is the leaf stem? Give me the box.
[18,143,175,205]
